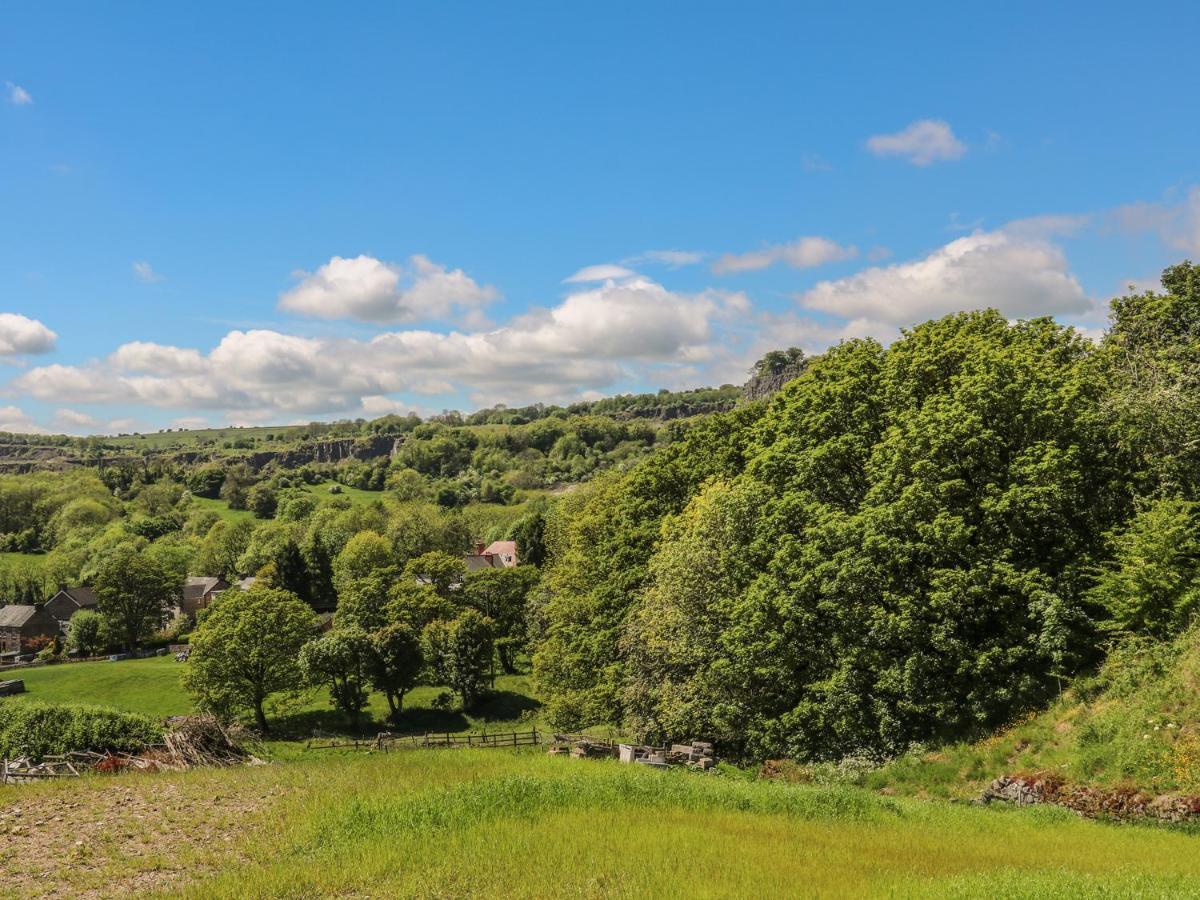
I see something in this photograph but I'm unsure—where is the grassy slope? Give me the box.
[867,628,1200,800]
[4,751,1200,898]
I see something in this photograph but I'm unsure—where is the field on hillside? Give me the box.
[190,480,386,523]
[103,424,312,451]
[7,656,551,742]
[3,750,1200,898]
[0,551,47,574]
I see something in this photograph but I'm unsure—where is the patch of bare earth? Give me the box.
[0,769,285,898]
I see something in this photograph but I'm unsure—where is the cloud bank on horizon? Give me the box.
[9,187,1194,435]
[5,180,1199,435]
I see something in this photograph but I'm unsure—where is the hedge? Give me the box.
[0,701,163,759]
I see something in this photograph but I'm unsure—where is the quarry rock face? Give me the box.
[742,362,807,402]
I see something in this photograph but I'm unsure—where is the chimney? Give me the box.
[474,542,485,556]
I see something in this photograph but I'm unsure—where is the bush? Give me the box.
[0,702,163,759]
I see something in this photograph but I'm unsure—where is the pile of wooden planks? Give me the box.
[549,736,719,770]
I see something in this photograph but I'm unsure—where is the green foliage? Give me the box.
[0,701,162,759]
[93,542,183,651]
[532,404,763,729]
[67,608,110,657]
[333,530,395,591]
[537,311,1128,758]
[461,565,539,672]
[403,550,465,599]
[423,609,494,708]
[1099,261,1200,497]
[366,622,424,719]
[301,628,374,726]
[195,518,255,580]
[246,482,278,519]
[1089,497,1200,638]
[184,586,316,731]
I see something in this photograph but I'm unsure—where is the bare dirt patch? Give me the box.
[0,769,286,898]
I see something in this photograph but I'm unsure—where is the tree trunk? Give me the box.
[254,700,269,733]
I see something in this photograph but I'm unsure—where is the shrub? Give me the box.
[0,702,163,760]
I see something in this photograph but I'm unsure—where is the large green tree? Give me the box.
[183,586,316,732]
[93,543,182,652]
[300,629,374,727]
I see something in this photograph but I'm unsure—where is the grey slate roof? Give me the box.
[0,605,39,628]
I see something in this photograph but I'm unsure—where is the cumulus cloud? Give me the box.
[5,82,32,105]
[0,405,47,435]
[279,254,498,324]
[132,260,164,283]
[54,408,102,429]
[797,230,1090,326]
[16,276,739,416]
[1115,186,1200,256]
[563,264,636,283]
[0,313,57,357]
[110,341,208,374]
[713,237,857,274]
[866,119,966,166]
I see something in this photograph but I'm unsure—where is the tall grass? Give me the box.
[176,752,1200,898]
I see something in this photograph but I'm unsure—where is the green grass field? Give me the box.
[0,550,48,573]
[8,641,1200,897]
[3,749,1200,898]
[7,656,548,742]
[190,480,387,524]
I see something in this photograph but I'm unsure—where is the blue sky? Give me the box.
[2,2,1199,434]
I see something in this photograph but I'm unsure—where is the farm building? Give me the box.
[178,576,230,618]
[0,603,60,656]
[43,584,99,628]
[464,540,519,571]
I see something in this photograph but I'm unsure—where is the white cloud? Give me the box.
[0,405,48,435]
[626,249,705,268]
[1115,186,1200,256]
[132,260,164,283]
[713,237,857,274]
[110,341,209,374]
[16,276,739,416]
[54,408,102,430]
[5,82,32,106]
[563,264,636,283]
[279,254,498,324]
[0,313,57,356]
[797,230,1090,326]
[866,119,966,166]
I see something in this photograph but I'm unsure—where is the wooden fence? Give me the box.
[306,729,541,752]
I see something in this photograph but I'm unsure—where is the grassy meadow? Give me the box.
[8,632,1200,897]
[7,655,551,744]
[3,750,1200,898]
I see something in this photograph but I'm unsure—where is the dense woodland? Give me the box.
[532,262,1200,760]
[2,263,1199,761]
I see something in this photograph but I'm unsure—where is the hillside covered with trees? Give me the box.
[3,264,1199,771]
[531,262,1200,763]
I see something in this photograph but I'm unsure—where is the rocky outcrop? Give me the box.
[241,435,399,471]
[980,774,1200,823]
[742,362,808,402]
